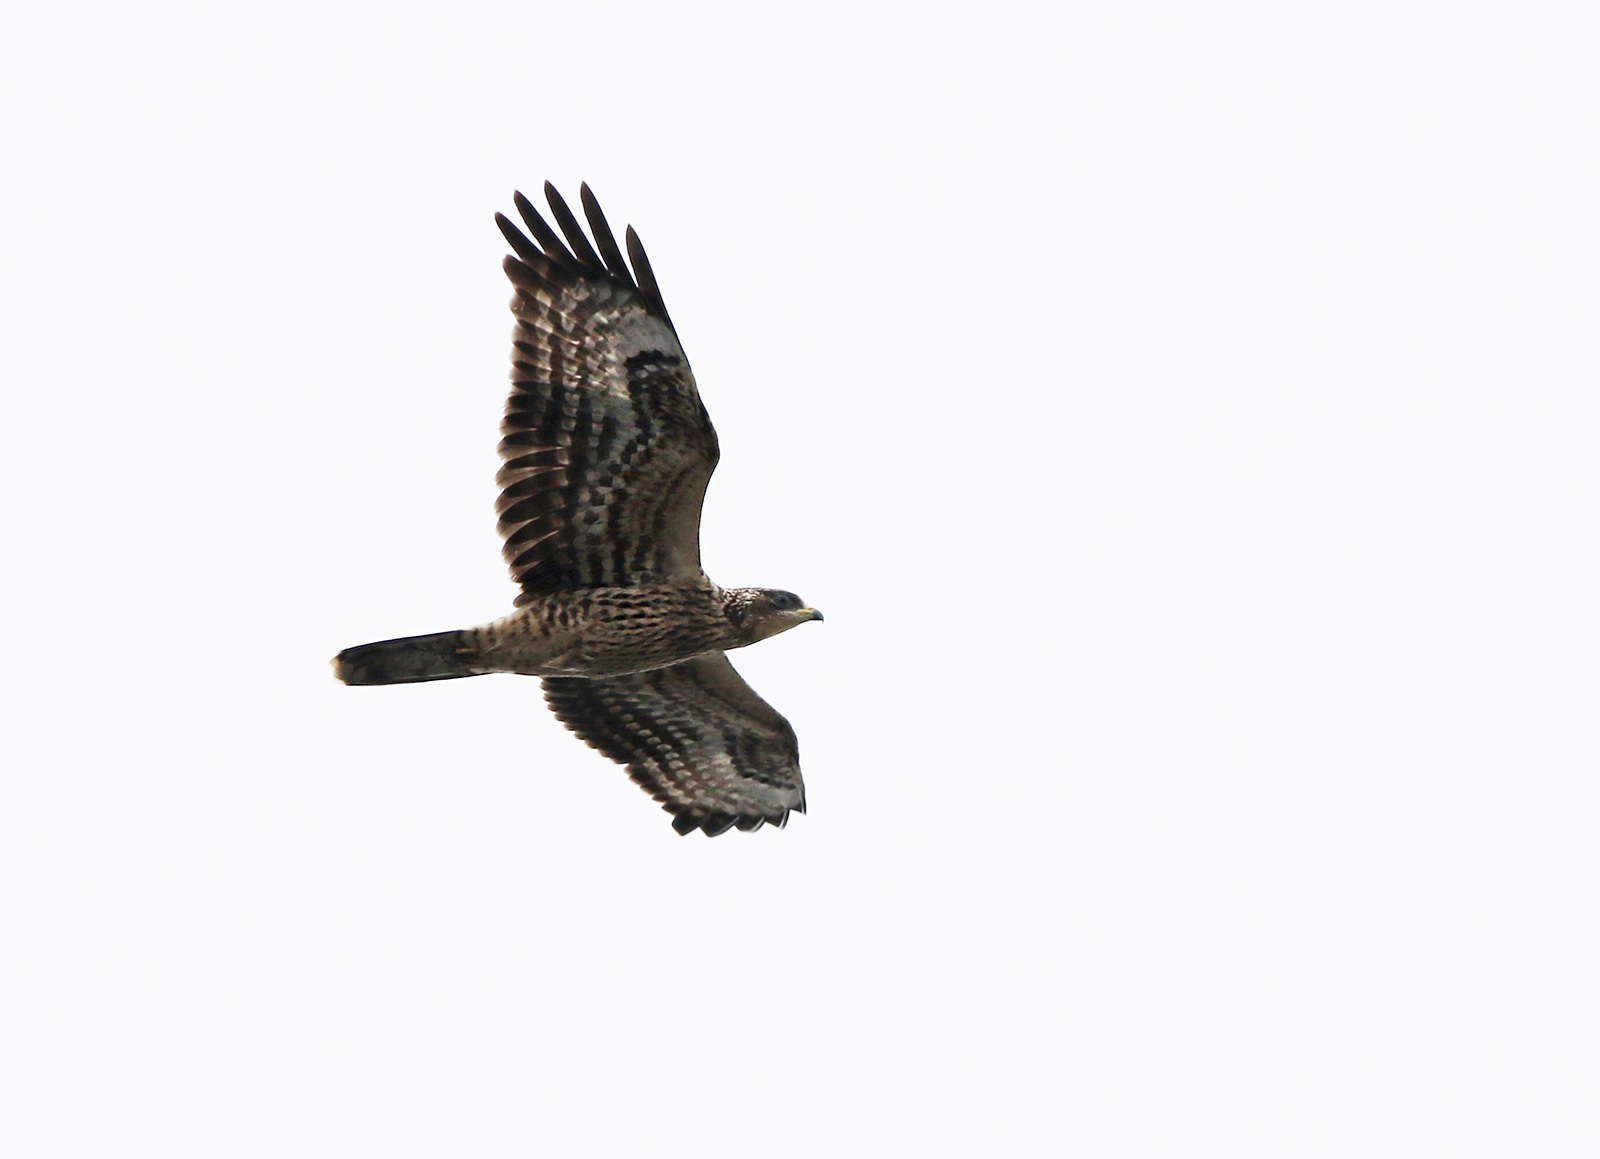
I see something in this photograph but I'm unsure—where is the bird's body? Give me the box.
[333,183,822,835]
[336,580,793,683]
[475,580,739,677]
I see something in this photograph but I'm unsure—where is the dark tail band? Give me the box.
[333,630,480,686]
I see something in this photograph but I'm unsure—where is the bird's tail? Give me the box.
[333,629,482,686]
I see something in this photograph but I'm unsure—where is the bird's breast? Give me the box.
[468,583,734,677]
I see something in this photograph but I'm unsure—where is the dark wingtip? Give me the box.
[669,810,770,836]
[502,253,558,293]
[513,189,578,270]
[496,212,548,269]
[700,812,738,838]
[624,225,673,327]
[580,183,632,281]
[543,182,605,269]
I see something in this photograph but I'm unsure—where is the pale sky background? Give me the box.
[3,2,1596,1156]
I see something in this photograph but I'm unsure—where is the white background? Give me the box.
[3,2,1596,1155]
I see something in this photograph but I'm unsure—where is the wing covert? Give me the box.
[495,184,718,603]
[541,653,806,836]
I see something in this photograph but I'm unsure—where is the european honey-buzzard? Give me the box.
[334,184,822,836]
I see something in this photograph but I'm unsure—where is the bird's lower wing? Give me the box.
[542,653,805,836]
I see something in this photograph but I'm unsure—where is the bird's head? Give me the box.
[724,587,824,643]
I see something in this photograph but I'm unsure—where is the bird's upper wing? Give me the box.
[541,653,806,836]
[494,184,719,603]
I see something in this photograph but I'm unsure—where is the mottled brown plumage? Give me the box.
[334,183,821,835]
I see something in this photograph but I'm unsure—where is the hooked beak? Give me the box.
[803,608,824,622]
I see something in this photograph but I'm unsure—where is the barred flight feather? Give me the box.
[542,653,806,836]
[494,185,717,601]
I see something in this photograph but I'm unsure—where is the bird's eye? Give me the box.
[769,592,795,610]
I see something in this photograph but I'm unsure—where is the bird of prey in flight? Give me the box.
[334,184,822,836]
